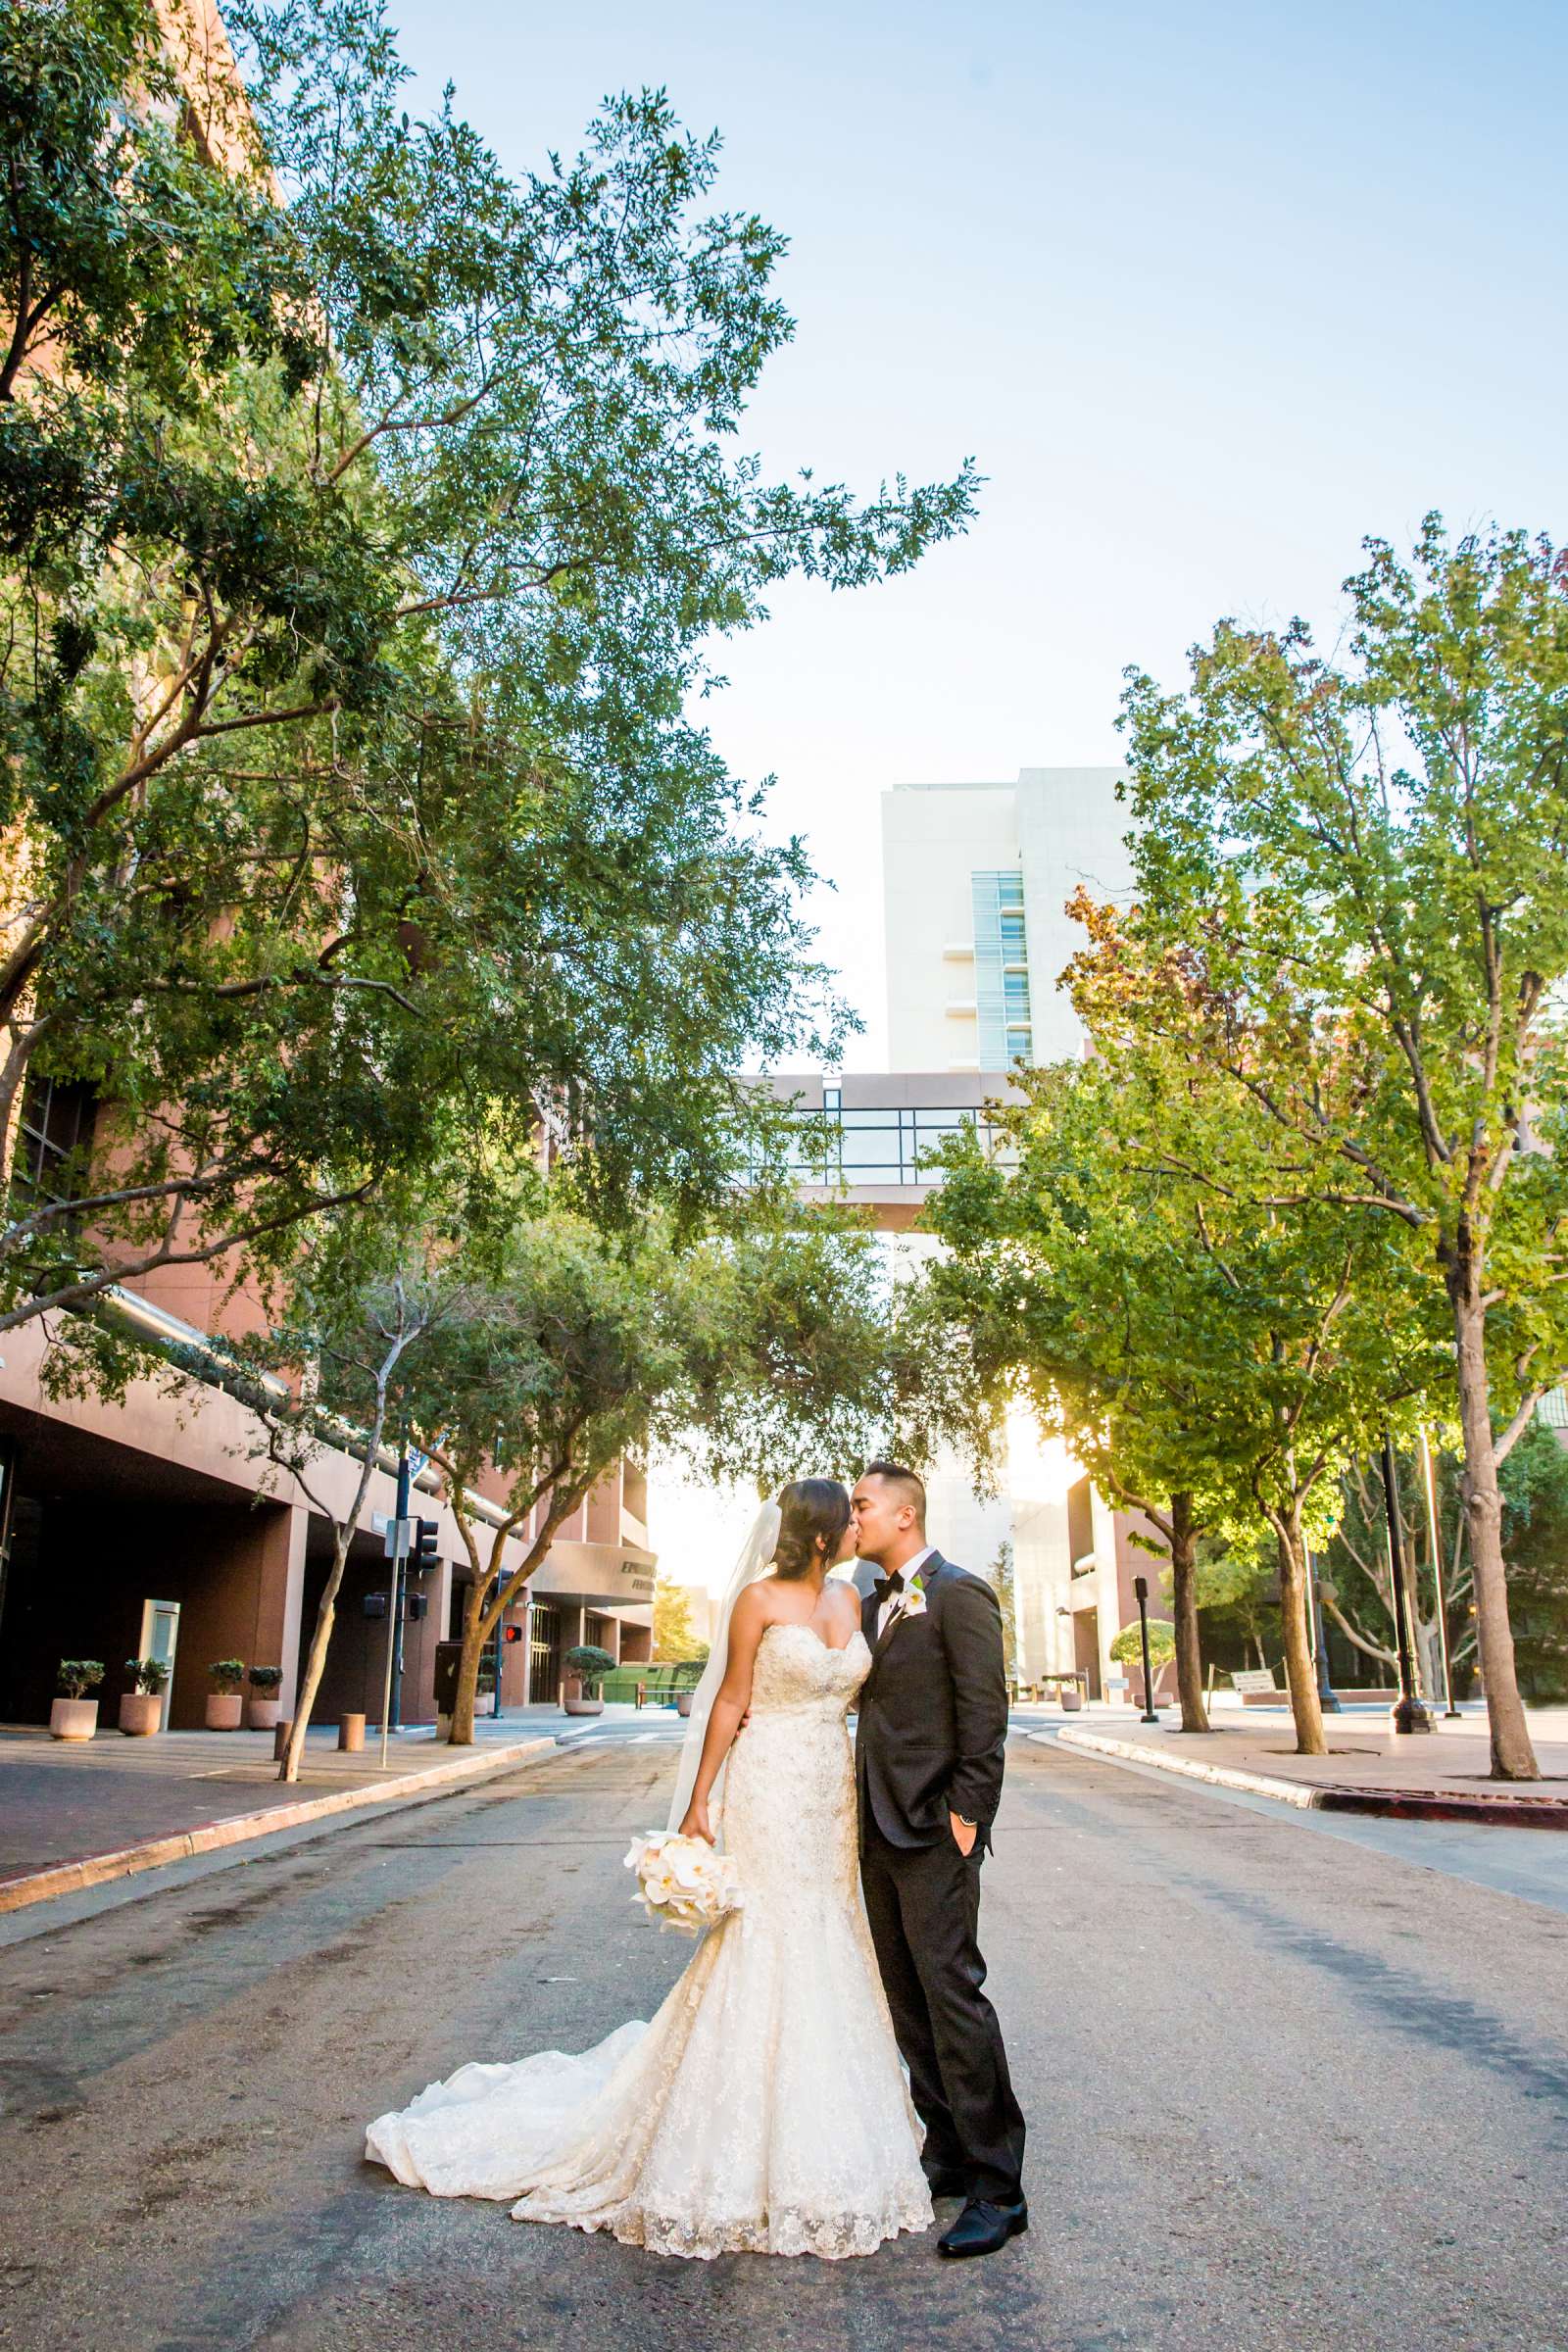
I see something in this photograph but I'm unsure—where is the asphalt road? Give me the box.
[2,1734,1566,2352]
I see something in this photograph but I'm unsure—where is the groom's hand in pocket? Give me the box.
[949,1811,977,1856]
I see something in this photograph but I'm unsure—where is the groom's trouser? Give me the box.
[860,1817,1025,2203]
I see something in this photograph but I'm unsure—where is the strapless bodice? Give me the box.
[748,1621,871,1719]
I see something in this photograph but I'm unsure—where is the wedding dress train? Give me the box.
[365,1622,933,2259]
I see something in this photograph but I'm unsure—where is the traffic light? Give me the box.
[412,1518,439,1570]
[503,1623,523,1643]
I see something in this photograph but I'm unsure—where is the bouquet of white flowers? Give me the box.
[624,1830,744,1937]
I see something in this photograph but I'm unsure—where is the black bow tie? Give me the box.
[872,1572,905,1605]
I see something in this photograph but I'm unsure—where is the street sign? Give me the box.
[382,1517,413,1559]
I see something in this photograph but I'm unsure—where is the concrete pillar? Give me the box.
[431,1552,454,1648]
[164,1498,308,1729]
[266,1503,310,1716]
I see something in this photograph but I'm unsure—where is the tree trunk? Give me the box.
[279,1528,351,1783]
[1273,1513,1326,1756]
[446,1483,590,1742]
[447,1572,489,1746]
[1449,1264,1539,1779]
[1168,1491,1209,1733]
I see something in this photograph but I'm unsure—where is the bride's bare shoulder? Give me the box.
[821,1578,862,1629]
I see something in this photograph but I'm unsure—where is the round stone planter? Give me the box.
[563,1692,604,1717]
[675,1691,695,1718]
[1059,1687,1084,1712]
[205,1691,244,1730]
[118,1691,164,1737]
[50,1696,99,1741]
[245,1696,282,1731]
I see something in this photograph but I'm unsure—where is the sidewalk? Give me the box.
[1040,1698,1568,1826]
[0,1702,649,1914]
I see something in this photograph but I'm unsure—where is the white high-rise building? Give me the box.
[881,767,1132,1073]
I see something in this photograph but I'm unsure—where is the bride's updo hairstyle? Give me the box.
[771,1479,852,1579]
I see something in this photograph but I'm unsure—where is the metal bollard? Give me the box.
[272,1719,292,1761]
[338,1712,366,1752]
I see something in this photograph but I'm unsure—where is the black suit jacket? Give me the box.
[855,1551,1008,1854]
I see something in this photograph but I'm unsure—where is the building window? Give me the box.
[971,872,1032,1066]
[12,1074,97,1205]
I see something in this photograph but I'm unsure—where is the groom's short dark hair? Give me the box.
[863,1459,926,1529]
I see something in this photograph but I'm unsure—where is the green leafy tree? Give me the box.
[990,1539,1019,1685]
[401,1198,914,1744]
[1107,516,1568,1777]
[652,1579,707,1664]
[234,1188,486,1779]
[1492,1421,1568,1702]
[925,1058,1221,1733]
[1319,1448,1467,1700]
[926,1052,1446,1754]
[1109,1615,1176,1704]
[0,0,976,1332]
[1190,1533,1280,1675]
[1324,1423,1568,1706]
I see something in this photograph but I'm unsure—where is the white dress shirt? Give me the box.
[875,1544,934,1641]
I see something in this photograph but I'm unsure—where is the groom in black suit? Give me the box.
[853,1461,1027,2259]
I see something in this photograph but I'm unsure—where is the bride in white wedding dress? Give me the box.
[365,1480,933,2260]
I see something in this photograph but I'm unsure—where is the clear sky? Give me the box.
[377,1,1567,1594]
[384,0,1567,1071]
[382,0,1566,1069]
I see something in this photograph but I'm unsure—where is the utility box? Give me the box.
[433,1639,464,1715]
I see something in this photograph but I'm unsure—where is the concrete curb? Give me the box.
[0,1734,560,1915]
[1048,1727,1568,1829]
[1051,1727,1319,1808]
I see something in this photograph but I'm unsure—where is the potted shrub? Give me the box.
[563,1643,615,1718]
[205,1658,247,1730]
[51,1660,105,1740]
[119,1657,171,1736]
[1108,1617,1176,1710]
[245,1665,284,1731]
[672,1656,708,1718]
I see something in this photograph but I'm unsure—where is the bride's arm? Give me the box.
[679,1586,769,1845]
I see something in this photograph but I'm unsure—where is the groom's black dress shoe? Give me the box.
[937,2196,1029,2259]
[922,2164,971,2200]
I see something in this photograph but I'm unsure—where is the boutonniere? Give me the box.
[899,1576,928,1622]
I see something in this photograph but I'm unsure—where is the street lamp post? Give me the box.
[1380,1433,1432,1735]
[1417,1426,1463,1718]
[1133,1575,1159,1724]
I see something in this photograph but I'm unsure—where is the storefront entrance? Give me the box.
[529,1601,563,1706]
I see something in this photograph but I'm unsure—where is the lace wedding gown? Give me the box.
[365,1622,933,2259]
